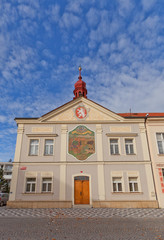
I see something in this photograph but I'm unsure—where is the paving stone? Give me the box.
[0,207,164,218]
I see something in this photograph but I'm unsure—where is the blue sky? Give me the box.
[0,0,164,162]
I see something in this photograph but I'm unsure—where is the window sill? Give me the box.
[126,154,136,155]
[112,192,143,194]
[158,154,164,156]
[110,154,120,156]
[28,155,39,157]
[44,155,53,156]
[23,192,54,195]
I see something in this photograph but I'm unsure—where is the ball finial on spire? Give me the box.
[79,65,82,78]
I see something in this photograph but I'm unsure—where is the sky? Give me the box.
[0,0,164,162]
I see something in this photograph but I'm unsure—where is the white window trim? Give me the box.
[112,177,123,192]
[24,172,37,193]
[25,177,37,193]
[127,172,141,192]
[40,172,53,193]
[111,171,124,192]
[156,133,164,155]
[109,137,121,155]
[44,138,54,156]
[124,137,136,155]
[28,138,40,156]
[42,177,53,192]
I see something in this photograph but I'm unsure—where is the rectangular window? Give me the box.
[125,139,134,154]
[112,177,122,192]
[29,139,39,155]
[42,178,52,192]
[162,169,164,181]
[44,140,54,155]
[26,178,36,192]
[110,139,119,155]
[129,177,139,192]
[156,133,164,154]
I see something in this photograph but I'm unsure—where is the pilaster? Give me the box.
[59,125,67,200]
[96,124,105,200]
[139,123,150,161]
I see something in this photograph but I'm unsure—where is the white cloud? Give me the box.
[65,0,96,13]
[86,8,100,28]
[0,115,6,123]
[89,11,122,47]
[141,0,157,11]
[46,4,60,23]
[117,0,134,16]
[98,43,110,57]
[18,4,36,19]
[60,12,81,29]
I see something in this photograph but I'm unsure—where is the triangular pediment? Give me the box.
[39,97,124,122]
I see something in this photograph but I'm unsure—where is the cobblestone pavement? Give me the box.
[0,217,164,240]
[0,207,164,218]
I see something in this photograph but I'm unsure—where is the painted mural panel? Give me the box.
[68,125,95,160]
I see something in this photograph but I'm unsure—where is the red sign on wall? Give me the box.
[20,167,27,170]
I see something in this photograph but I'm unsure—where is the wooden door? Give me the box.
[74,177,90,204]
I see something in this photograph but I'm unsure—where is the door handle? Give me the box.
[80,192,82,196]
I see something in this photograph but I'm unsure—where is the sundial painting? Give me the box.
[68,125,95,160]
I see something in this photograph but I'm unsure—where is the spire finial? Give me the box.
[79,65,82,79]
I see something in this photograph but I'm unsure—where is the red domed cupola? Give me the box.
[73,66,87,99]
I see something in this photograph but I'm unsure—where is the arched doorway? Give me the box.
[74,176,90,204]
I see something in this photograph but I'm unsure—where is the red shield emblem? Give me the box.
[75,106,87,119]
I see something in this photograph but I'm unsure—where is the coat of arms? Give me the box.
[68,125,95,160]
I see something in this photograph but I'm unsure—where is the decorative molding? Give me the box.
[14,161,152,165]
[106,133,138,137]
[17,124,24,134]
[26,134,58,137]
[110,126,131,133]
[32,127,53,133]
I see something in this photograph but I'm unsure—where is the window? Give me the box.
[110,139,119,154]
[42,178,52,192]
[129,177,138,192]
[26,178,36,192]
[44,140,54,155]
[125,139,134,154]
[112,177,122,192]
[29,139,39,155]
[162,169,164,181]
[156,133,164,154]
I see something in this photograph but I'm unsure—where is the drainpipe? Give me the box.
[144,114,159,208]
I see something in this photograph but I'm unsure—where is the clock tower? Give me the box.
[73,66,87,99]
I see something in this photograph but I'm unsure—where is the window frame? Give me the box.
[112,177,123,192]
[109,138,120,155]
[162,169,164,181]
[44,139,54,156]
[125,138,135,155]
[26,177,36,193]
[128,177,139,192]
[42,177,53,193]
[156,133,164,154]
[29,139,39,156]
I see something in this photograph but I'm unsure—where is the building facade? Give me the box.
[0,162,13,188]
[146,116,164,208]
[8,69,162,208]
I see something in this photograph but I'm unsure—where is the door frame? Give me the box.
[72,174,92,206]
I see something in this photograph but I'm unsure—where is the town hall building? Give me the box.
[8,67,164,208]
